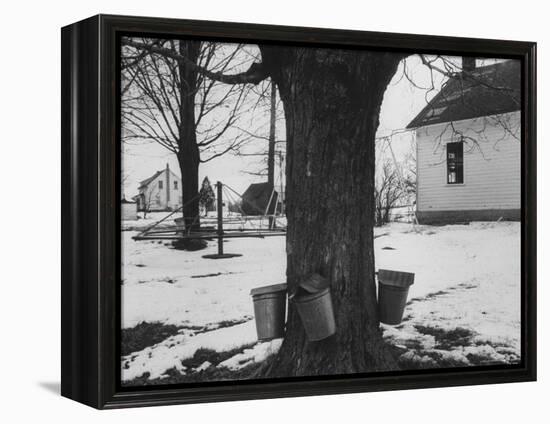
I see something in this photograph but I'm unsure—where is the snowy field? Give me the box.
[120,221,521,383]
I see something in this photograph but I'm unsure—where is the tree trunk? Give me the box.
[177,41,202,230]
[178,146,200,229]
[260,47,404,377]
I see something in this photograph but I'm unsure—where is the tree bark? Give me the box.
[260,46,405,377]
[177,41,201,230]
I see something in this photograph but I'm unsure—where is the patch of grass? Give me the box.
[397,353,438,370]
[191,272,224,278]
[180,344,256,370]
[134,362,265,386]
[172,238,208,251]
[455,282,478,290]
[465,353,502,366]
[121,322,182,356]
[191,271,242,279]
[122,349,266,387]
[122,318,253,360]
[397,350,471,369]
[407,290,448,305]
[408,283,478,307]
[424,290,449,300]
[215,317,252,329]
[422,350,470,368]
[414,325,474,350]
[402,339,425,350]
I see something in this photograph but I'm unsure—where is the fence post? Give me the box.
[217,181,224,256]
[202,181,243,260]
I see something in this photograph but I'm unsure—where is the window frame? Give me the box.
[446,141,464,185]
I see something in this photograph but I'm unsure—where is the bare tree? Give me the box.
[375,161,403,226]
[121,39,256,229]
[236,79,286,181]
[140,186,160,219]
[374,135,417,225]
[374,157,416,226]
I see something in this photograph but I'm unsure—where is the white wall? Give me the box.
[417,112,521,212]
[121,202,138,220]
[1,1,546,423]
[140,169,183,210]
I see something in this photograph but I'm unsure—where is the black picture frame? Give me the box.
[61,14,537,409]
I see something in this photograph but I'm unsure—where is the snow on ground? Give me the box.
[218,339,283,371]
[121,319,282,380]
[122,232,286,329]
[123,321,255,380]
[375,221,520,302]
[121,221,521,381]
[375,222,521,367]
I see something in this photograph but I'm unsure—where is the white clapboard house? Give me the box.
[406,59,521,224]
[133,163,183,212]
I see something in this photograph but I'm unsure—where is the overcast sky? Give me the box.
[121,49,495,199]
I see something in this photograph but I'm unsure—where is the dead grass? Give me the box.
[414,325,474,350]
[121,322,182,356]
[122,343,266,387]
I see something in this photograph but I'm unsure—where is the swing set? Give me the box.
[133,181,286,258]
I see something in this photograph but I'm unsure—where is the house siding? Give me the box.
[121,202,138,220]
[138,169,182,211]
[416,111,520,223]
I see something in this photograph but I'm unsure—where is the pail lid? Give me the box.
[293,286,330,303]
[289,274,330,299]
[250,283,287,297]
[299,274,329,294]
[377,269,415,288]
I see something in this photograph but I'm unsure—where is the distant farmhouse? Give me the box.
[133,163,182,212]
[407,59,521,224]
[241,182,279,215]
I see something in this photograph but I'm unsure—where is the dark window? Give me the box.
[174,181,178,190]
[158,180,163,189]
[446,142,464,184]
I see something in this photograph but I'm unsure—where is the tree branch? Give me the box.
[123,40,269,85]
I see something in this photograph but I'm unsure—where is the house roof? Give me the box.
[138,170,164,190]
[241,182,279,215]
[242,182,275,199]
[406,60,521,129]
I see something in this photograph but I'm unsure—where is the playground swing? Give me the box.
[132,181,287,259]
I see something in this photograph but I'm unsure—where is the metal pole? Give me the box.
[217,181,223,255]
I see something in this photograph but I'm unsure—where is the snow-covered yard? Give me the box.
[377,222,520,368]
[120,221,520,384]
